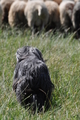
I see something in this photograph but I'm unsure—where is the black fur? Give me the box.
[13,46,54,113]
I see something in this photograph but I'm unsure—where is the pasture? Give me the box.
[0,26,80,120]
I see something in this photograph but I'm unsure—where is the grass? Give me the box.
[0,26,80,120]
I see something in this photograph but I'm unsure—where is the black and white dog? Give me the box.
[13,46,54,113]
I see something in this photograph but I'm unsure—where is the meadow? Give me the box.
[0,26,80,120]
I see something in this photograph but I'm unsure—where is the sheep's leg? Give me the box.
[28,19,35,36]
[31,26,35,36]
[39,23,44,34]
[41,23,44,31]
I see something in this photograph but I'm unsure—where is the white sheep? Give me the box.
[8,1,27,27]
[28,0,62,5]
[24,0,49,35]
[28,0,45,1]
[0,0,16,23]
[59,0,75,32]
[0,0,28,23]
[54,0,62,5]
[45,1,60,30]
[74,0,76,1]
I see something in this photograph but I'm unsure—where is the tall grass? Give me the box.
[0,26,80,120]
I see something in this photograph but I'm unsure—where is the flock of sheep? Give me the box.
[0,0,80,36]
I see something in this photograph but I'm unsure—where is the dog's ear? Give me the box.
[31,48,44,62]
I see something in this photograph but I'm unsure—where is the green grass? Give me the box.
[0,26,80,120]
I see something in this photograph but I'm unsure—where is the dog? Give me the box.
[13,46,54,113]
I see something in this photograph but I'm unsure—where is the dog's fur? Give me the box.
[13,46,54,113]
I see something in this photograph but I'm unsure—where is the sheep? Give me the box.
[50,0,62,5]
[13,46,54,113]
[24,0,49,35]
[0,0,28,23]
[0,0,16,23]
[74,0,77,1]
[72,1,80,38]
[59,0,75,32]
[28,0,45,1]
[28,0,62,5]
[72,1,80,30]
[8,1,27,27]
[45,1,60,30]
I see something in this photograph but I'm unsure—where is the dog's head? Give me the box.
[16,46,44,62]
